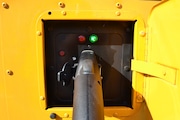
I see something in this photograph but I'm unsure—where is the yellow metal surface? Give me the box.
[144,0,180,119]
[1,0,180,120]
[131,60,177,84]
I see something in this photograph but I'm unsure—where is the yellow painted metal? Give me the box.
[144,0,180,120]
[1,0,180,120]
[131,60,177,85]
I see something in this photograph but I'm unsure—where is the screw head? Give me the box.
[50,113,56,119]
[6,70,13,75]
[124,66,130,72]
[136,94,144,102]
[2,2,9,9]
[116,2,122,9]
[58,2,65,8]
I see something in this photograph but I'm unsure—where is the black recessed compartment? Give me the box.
[43,20,135,108]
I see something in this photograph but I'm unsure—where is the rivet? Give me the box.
[64,113,69,118]
[36,31,41,36]
[113,112,119,117]
[40,96,45,100]
[58,2,65,8]
[6,70,13,75]
[116,11,121,16]
[61,11,66,16]
[139,31,146,37]
[116,2,122,9]
[163,71,166,76]
[2,2,9,9]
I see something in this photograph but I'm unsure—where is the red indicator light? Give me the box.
[78,35,86,43]
[59,50,65,56]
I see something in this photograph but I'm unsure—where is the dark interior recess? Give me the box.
[43,20,135,108]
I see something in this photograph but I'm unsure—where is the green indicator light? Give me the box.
[89,34,98,43]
